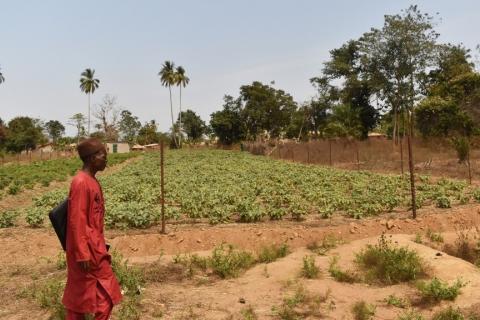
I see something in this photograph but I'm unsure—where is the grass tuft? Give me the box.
[416,277,465,302]
[352,301,375,320]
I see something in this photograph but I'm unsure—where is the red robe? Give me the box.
[63,171,122,313]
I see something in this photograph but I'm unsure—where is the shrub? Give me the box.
[241,306,258,320]
[328,256,359,283]
[25,207,46,227]
[413,233,423,244]
[436,196,451,208]
[426,229,444,243]
[385,294,408,308]
[257,243,289,263]
[272,285,326,319]
[7,182,21,195]
[209,244,255,279]
[117,296,141,320]
[56,252,67,270]
[301,255,320,279]
[0,210,18,228]
[431,307,465,320]
[417,277,465,302]
[352,301,375,320]
[111,250,145,297]
[29,278,66,320]
[397,310,425,320]
[355,234,425,284]
[307,234,342,255]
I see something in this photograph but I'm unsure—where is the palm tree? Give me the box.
[175,66,190,147]
[158,61,178,147]
[79,68,100,135]
[0,66,5,84]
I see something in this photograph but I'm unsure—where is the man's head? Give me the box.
[77,138,107,171]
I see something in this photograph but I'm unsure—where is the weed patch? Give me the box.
[431,306,465,320]
[257,243,289,263]
[351,301,375,320]
[417,277,465,302]
[307,234,343,255]
[355,234,425,284]
[301,255,320,279]
[328,256,359,283]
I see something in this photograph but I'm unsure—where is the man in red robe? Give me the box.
[63,138,122,319]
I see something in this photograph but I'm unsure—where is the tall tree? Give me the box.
[0,118,7,150]
[240,81,297,139]
[176,109,205,142]
[360,5,439,217]
[68,113,87,143]
[210,95,245,145]
[79,68,100,136]
[93,94,120,142]
[119,110,141,145]
[5,117,46,152]
[175,66,190,147]
[158,61,178,147]
[0,66,4,84]
[44,120,65,144]
[137,120,160,145]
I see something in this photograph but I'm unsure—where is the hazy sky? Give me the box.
[0,0,479,135]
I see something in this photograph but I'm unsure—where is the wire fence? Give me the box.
[0,149,77,166]
[244,137,480,182]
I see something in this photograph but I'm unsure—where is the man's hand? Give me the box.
[78,260,91,272]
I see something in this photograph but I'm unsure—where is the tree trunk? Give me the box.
[356,142,360,170]
[467,150,472,185]
[400,137,404,175]
[160,140,166,234]
[168,85,177,147]
[179,85,182,148]
[88,93,91,136]
[407,112,417,219]
[329,139,332,166]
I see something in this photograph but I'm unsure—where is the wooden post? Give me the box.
[40,150,43,161]
[356,143,360,170]
[329,139,333,166]
[306,143,310,164]
[400,137,404,175]
[160,140,166,234]
[407,112,417,219]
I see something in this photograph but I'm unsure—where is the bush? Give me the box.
[0,210,18,228]
[355,234,425,284]
[257,243,289,263]
[117,296,141,320]
[29,278,66,320]
[397,310,425,320]
[352,301,375,320]
[385,294,408,308]
[328,256,359,283]
[436,196,451,208]
[307,234,342,255]
[25,207,46,227]
[209,244,255,279]
[431,307,465,320]
[417,277,465,302]
[301,255,320,279]
[111,250,145,297]
[426,229,444,243]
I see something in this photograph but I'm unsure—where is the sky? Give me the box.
[0,0,479,135]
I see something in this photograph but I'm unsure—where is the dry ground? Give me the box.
[1,202,480,319]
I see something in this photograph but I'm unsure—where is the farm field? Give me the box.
[1,149,480,319]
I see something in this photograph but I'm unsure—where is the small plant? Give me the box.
[25,207,46,227]
[7,182,21,195]
[397,310,425,320]
[257,243,289,263]
[385,294,408,308]
[301,255,320,279]
[352,301,375,320]
[0,210,18,228]
[431,306,465,320]
[413,233,423,244]
[241,306,258,320]
[328,256,358,283]
[27,277,66,319]
[272,285,326,319]
[426,229,444,243]
[355,234,425,284]
[436,196,451,208]
[111,250,145,297]
[117,296,141,320]
[417,277,465,302]
[172,253,208,277]
[56,251,67,270]
[307,234,342,255]
[209,244,255,279]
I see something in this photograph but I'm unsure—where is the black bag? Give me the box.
[49,198,68,251]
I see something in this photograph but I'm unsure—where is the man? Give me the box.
[63,138,122,320]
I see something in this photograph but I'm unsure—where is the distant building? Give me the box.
[144,143,160,150]
[368,132,386,139]
[131,144,146,151]
[105,142,130,154]
[38,143,54,153]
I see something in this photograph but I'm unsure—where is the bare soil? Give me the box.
[2,202,480,319]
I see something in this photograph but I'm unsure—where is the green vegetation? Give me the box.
[397,310,425,320]
[385,294,408,308]
[272,285,326,319]
[307,234,343,255]
[432,307,465,320]
[417,277,465,302]
[355,235,425,284]
[328,256,359,283]
[19,277,66,320]
[240,306,258,320]
[351,301,376,320]
[0,209,18,228]
[301,255,320,279]
[111,250,145,296]
[257,243,290,263]
[209,244,255,279]
[426,229,444,243]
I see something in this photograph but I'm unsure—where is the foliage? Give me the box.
[257,243,289,263]
[210,95,245,145]
[301,255,320,279]
[351,301,376,320]
[111,250,145,297]
[416,277,465,302]
[397,310,425,320]
[451,136,471,164]
[44,120,65,144]
[328,256,359,283]
[5,117,46,152]
[355,234,425,284]
[119,110,141,145]
[0,209,18,228]
[272,285,326,319]
[426,229,444,243]
[209,244,255,279]
[384,294,408,308]
[431,307,465,320]
[176,109,206,142]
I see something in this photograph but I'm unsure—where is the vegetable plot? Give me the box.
[22,150,478,228]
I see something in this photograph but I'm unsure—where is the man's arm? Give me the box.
[68,179,91,268]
